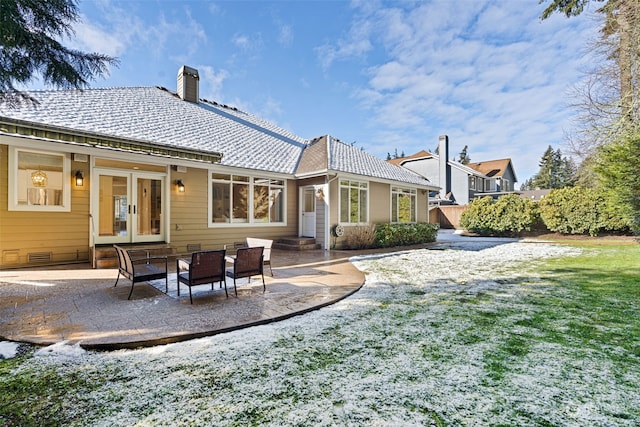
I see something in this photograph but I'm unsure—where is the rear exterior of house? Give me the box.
[0,67,437,268]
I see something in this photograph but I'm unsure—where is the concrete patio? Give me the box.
[0,231,520,351]
[0,249,366,350]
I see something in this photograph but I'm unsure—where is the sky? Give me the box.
[57,0,602,182]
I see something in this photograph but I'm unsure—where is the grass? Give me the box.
[0,241,638,426]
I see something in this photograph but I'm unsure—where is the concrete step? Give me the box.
[93,244,177,269]
[96,258,118,269]
[274,237,321,251]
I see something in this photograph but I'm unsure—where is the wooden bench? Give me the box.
[113,245,168,300]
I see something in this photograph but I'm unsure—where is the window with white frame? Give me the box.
[391,186,416,223]
[210,173,284,225]
[8,147,71,211]
[339,179,368,224]
[469,176,477,190]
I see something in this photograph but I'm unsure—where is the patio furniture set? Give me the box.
[114,238,273,304]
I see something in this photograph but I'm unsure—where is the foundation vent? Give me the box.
[3,250,20,265]
[28,252,52,263]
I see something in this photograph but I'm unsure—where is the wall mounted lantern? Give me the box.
[176,179,185,193]
[75,170,84,186]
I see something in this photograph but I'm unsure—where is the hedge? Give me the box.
[374,223,439,248]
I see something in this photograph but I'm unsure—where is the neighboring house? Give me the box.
[0,66,437,268]
[389,135,518,205]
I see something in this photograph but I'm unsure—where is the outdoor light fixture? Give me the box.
[176,179,185,193]
[31,167,48,187]
[75,170,84,186]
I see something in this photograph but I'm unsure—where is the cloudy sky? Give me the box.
[65,0,601,182]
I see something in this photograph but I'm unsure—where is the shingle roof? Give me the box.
[467,159,514,179]
[328,137,434,187]
[387,150,433,166]
[1,86,435,188]
[0,86,306,174]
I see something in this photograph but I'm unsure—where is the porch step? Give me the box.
[92,244,178,269]
[274,237,321,251]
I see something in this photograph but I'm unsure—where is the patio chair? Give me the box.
[246,237,273,276]
[177,250,227,304]
[226,246,265,296]
[114,245,168,300]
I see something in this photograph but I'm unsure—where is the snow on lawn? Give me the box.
[16,242,640,426]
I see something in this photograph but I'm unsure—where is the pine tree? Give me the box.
[1,0,118,106]
[458,145,470,164]
[531,146,576,189]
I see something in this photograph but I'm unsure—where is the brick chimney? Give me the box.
[438,135,451,199]
[177,66,199,103]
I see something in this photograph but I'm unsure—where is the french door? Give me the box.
[93,169,165,244]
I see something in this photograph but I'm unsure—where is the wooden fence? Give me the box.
[429,205,468,229]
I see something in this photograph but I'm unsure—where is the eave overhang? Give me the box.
[0,117,223,164]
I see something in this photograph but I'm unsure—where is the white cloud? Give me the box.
[75,1,207,62]
[232,33,263,52]
[321,1,601,181]
[278,24,294,47]
[315,14,374,71]
[198,65,229,101]
[73,17,125,57]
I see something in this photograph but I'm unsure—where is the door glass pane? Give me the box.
[137,178,162,236]
[99,175,128,237]
[304,189,314,213]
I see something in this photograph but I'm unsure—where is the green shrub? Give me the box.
[539,186,631,236]
[460,194,539,236]
[374,223,439,248]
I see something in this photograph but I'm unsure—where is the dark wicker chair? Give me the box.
[226,246,265,296]
[177,250,227,304]
[114,245,168,300]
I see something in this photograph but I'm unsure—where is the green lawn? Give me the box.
[1,241,638,426]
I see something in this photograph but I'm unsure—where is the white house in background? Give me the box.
[389,135,518,205]
[0,66,438,268]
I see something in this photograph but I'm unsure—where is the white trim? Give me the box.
[207,171,287,228]
[390,186,417,224]
[338,178,370,226]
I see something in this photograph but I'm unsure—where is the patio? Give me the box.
[0,249,365,350]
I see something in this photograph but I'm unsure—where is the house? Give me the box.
[0,66,438,268]
[389,135,518,205]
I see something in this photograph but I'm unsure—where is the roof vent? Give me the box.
[177,66,199,103]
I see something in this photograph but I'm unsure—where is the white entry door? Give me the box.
[301,187,316,237]
[93,169,165,244]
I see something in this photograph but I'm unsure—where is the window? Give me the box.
[8,147,71,211]
[339,180,368,224]
[210,173,285,225]
[469,176,476,190]
[391,187,416,223]
[502,179,510,191]
[254,178,284,223]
